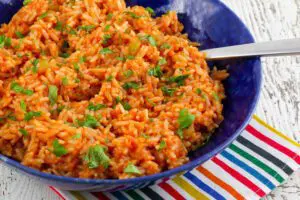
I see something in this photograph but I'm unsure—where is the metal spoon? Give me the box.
[203,38,300,60]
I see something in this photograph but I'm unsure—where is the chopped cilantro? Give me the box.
[24,111,41,121]
[141,133,150,139]
[104,25,111,32]
[79,56,87,63]
[148,36,156,46]
[196,88,202,95]
[15,31,24,39]
[125,11,142,19]
[122,82,140,90]
[160,43,171,49]
[146,7,155,16]
[161,86,176,96]
[48,85,58,105]
[19,129,28,136]
[158,140,166,150]
[62,77,68,86]
[168,74,189,86]
[88,103,106,111]
[107,13,113,20]
[124,163,141,174]
[213,92,220,101]
[78,25,95,32]
[20,100,27,112]
[72,133,81,139]
[39,12,48,19]
[126,55,135,60]
[102,34,111,44]
[106,75,113,82]
[59,52,70,58]
[74,78,80,83]
[84,145,110,169]
[31,59,39,73]
[10,82,34,96]
[158,58,167,65]
[77,114,99,129]
[121,101,131,111]
[177,109,195,139]
[148,66,163,78]
[99,48,113,55]
[55,21,64,31]
[116,57,125,61]
[52,138,68,157]
[73,63,80,72]
[115,96,121,104]
[123,70,134,78]
[23,0,31,6]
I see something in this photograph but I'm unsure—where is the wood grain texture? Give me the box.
[0,0,299,199]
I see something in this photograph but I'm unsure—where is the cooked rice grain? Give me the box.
[0,0,227,179]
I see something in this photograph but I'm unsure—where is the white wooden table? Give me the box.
[0,0,299,199]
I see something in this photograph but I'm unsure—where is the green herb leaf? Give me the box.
[141,133,150,139]
[24,111,41,121]
[88,103,106,111]
[158,140,166,150]
[126,55,135,60]
[23,0,31,6]
[0,35,11,48]
[39,12,48,19]
[79,56,87,63]
[74,78,80,83]
[19,128,28,136]
[158,58,167,66]
[59,52,70,58]
[121,101,131,111]
[160,43,171,49]
[73,63,80,72]
[10,82,34,96]
[15,31,24,39]
[177,109,195,138]
[196,88,202,95]
[72,133,81,139]
[115,96,121,104]
[148,36,156,46]
[146,7,155,16]
[84,145,110,169]
[123,70,134,78]
[161,86,176,96]
[52,138,68,157]
[104,25,111,32]
[55,21,64,31]
[31,59,39,73]
[124,163,141,174]
[168,74,189,86]
[62,77,68,86]
[78,25,95,32]
[78,114,99,129]
[107,13,113,20]
[125,11,142,19]
[102,34,111,44]
[116,57,125,61]
[148,66,163,78]
[99,48,113,55]
[212,92,220,101]
[48,85,58,105]
[106,75,113,82]
[122,82,140,90]
[20,100,27,112]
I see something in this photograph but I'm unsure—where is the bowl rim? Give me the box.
[0,0,262,185]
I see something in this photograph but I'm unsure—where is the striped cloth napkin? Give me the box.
[51,115,300,200]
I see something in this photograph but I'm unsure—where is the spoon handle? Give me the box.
[203,38,300,60]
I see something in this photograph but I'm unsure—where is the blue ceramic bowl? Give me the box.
[0,0,261,191]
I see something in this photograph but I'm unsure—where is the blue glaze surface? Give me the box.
[0,0,261,191]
